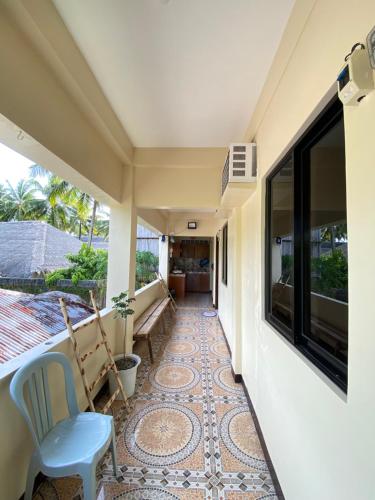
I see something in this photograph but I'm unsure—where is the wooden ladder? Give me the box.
[156,271,177,312]
[59,290,128,415]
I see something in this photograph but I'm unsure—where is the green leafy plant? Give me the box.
[311,249,348,300]
[111,291,136,363]
[111,291,135,320]
[135,250,159,290]
[46,244,108,286]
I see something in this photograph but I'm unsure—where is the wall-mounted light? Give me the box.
[187,221,197,230]
[161,234,166,242]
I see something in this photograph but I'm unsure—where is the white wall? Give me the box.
[218,1,375,499]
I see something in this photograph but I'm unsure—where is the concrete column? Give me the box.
[107,165,137,354]
[158,235,169,284]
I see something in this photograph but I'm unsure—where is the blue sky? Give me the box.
[0,142,34,187]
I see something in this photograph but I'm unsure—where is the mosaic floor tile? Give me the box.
[33,293,278,500]
[123,401,202,466]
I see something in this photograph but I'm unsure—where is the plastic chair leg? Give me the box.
[109,419,118,477]
[24,456,39,500]
[82,465,97,500]
[110,438,118,477]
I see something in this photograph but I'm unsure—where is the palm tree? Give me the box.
[1,180,44,221]
[30,165,104,247]
[29,165,96,240]
[31,176,73,232]
[94,218,110,239]
[0,183,8,221]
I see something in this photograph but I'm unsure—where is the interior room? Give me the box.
[168,236,213,301]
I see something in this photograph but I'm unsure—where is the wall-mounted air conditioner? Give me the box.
[222,143,257,194]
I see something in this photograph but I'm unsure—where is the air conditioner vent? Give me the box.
[222,143,257,194]
[233,145,246,152]
[233,153,246,161]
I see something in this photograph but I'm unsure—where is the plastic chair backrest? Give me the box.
[10,352,79,447]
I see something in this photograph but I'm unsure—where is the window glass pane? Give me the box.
[270,158,294,330]
[308,117,348,364]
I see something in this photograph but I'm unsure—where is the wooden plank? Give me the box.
[133,298,164,334]
[72,317,96,334]
[151,298,171,317]
[60,298,96,412]
[80,341,105,363]
[88,362,114,393]
[89,291,129,408]
[102,387,120,414]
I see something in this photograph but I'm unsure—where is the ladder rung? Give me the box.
[72,317,96,334]
[88,362,114,393]
[102,387,120,414]
[80,341,105,362]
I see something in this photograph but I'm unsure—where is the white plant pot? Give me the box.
[109,353,141,400]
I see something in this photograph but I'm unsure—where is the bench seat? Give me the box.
[133,297,172,363]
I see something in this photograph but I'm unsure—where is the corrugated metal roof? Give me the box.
[0,289,93,364]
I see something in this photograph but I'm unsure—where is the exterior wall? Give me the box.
[134,167,221,209]
[218,1,375,499]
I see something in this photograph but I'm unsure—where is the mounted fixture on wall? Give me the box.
[337,42,374,105]
[187,221,197,230]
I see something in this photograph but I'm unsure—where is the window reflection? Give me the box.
[308,118,348,364]
[270,158,293,330]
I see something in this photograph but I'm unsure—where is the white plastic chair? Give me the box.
[10,352,118,500]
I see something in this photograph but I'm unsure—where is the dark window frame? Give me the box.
[222,223,228,285]
[265,97,348,392]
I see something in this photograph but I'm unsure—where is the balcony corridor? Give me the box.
[33,297,277,499]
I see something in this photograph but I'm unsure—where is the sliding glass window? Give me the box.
[266,97,348,391]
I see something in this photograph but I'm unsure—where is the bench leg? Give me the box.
[162,314,168,335]
[167,303,173,320]
[147,337,154,363]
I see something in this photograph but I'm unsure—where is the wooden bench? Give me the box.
[133,296,172,363]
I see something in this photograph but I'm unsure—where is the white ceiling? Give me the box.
[53,0,294,148]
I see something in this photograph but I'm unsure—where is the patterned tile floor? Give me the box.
[34,295,278,499]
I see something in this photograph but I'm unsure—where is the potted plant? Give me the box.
[109,291,140,399]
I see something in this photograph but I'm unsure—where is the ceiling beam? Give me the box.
[134,147,227,169]
[4,0,134,166]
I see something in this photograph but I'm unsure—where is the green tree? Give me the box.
[46,244,108,285]
[311,249,348,299]
[30,164,105,245]
[135,251,159,289]
[0,180,44,221]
